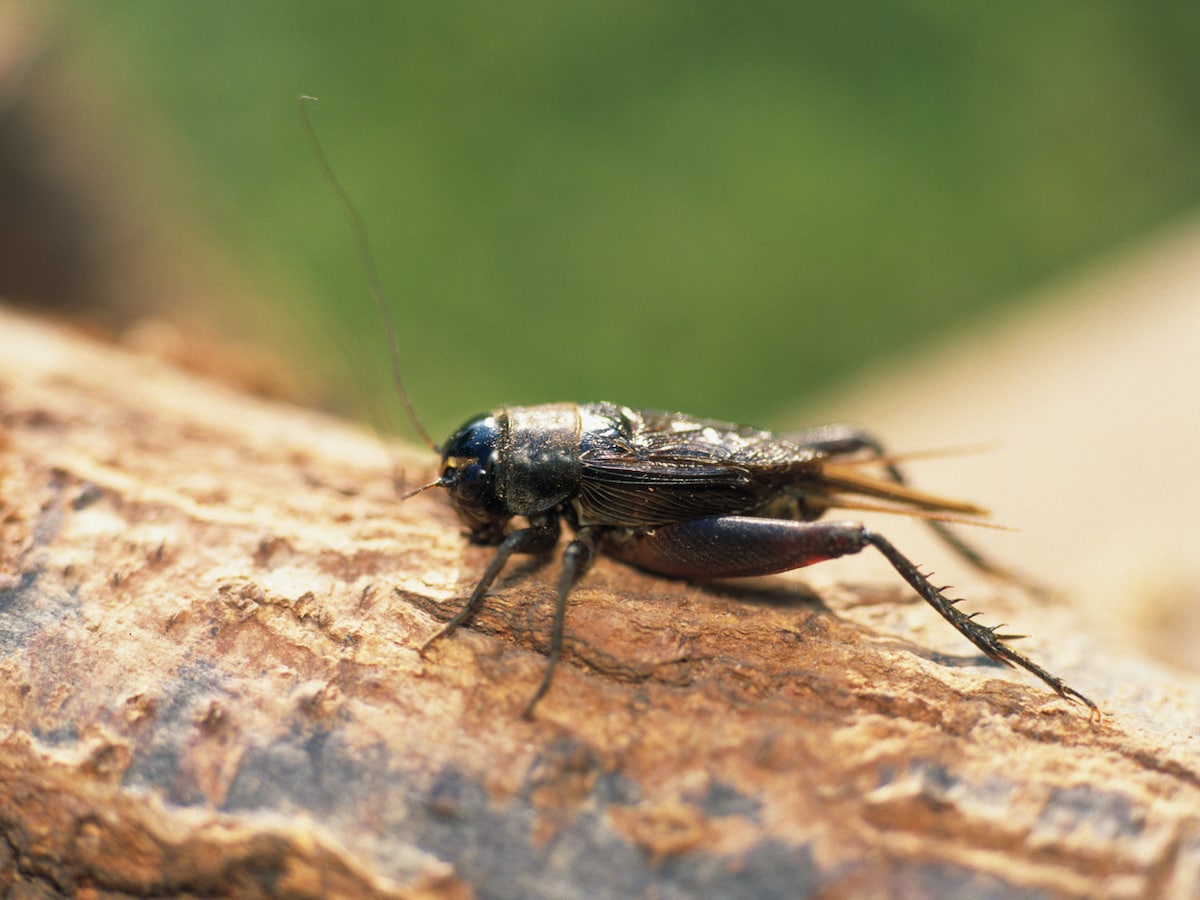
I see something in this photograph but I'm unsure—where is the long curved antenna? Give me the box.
[298,95,438,452]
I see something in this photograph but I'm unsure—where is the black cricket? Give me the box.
[299,97,1095,719]
[412,403,1095,717]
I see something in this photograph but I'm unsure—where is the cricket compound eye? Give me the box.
[455,463,488,501]
[438,414,507,530]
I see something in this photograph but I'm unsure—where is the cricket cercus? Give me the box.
[299,96,1096,720]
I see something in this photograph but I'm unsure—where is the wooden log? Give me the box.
[1,303,1197,898]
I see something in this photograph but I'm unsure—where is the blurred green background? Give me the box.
[51,3,1200,440]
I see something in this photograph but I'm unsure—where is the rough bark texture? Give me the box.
[1,301,1198,899]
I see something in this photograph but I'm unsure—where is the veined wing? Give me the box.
[573,407,816,526]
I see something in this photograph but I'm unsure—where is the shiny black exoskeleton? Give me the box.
[420,401,1096,718]
[296,96,1093,719]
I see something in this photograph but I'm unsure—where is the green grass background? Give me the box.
[69,3,1200,440]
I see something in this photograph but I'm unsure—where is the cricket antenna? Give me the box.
[298,95,439,452]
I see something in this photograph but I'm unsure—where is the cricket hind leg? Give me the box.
[781,424,1010,578]
[866,530,1095,712]
[604,515,1095,712]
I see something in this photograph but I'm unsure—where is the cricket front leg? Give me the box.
[418,514,560,653]
[603,516,1096,713]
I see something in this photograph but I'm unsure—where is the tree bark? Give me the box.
[1,304,1197,899]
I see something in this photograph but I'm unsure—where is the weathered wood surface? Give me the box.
[1,301,1198,899]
